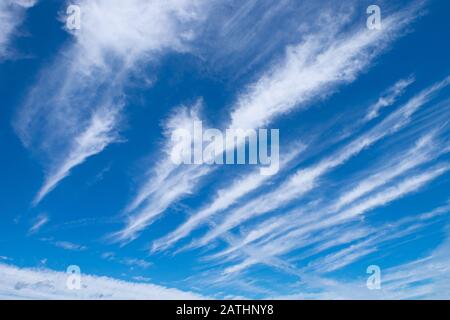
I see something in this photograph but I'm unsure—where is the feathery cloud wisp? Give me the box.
[119,1,426,244]
[28,213,49,235]
[0,0,37,59]
[15,0,209,205]
[365,75,415,121]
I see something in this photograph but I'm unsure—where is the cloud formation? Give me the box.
[15,0,210,205]
[0,0,37,59]
[118,1,427,244]
[0,262,205,299]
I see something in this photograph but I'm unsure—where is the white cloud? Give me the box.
[194,76,450,247]
[28,213,49,234]
[330,132,443,211]
[365,75,415,121]
[32,108,121,205]
[101,252,152,269]
[204,122,450,274]
[0,0,37,59]
[53,241,87,251]
[217,166,450,275]
[67,0,208,70]
[153,172,272,252]
[119,1,426,244]
[124,103,206,214]
[121,258,152,269]
[12,0,37,8]
[15,0,210,205]
[228,3,423,130]
[271,227,450,299]
[151,142,306,252]
[0,262,205,299]
[40,238,88,251]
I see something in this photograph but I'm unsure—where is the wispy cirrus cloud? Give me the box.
[101,252,152,269]
[206,130,450,263]
[193,76,450,248]
[194,87,450,276]
[118,1,427,244]
[0,0,37,59]
[212,135,450,277]
[153,73,433,253]
[32,108,121,205]
[301,212,447,275]
[114,105,212,242]
[364,75,415,121]
[40,237,87,251]
[271,224,450,299]
[329,132,444,211]
[14,0,211,205]
[53,241,87,251]
[217,166,450,276]
[151,142,306,252]
[28,213,49,235]
[3,0,450,300]
[228,2,423,130]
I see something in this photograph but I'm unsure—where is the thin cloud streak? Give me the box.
[364,75,415,121]
[0,0,37,59]
[33,108,121,205]
[271,225,450,299]
[28,213,49,235]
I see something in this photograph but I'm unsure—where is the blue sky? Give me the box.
[0,0,450,299]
